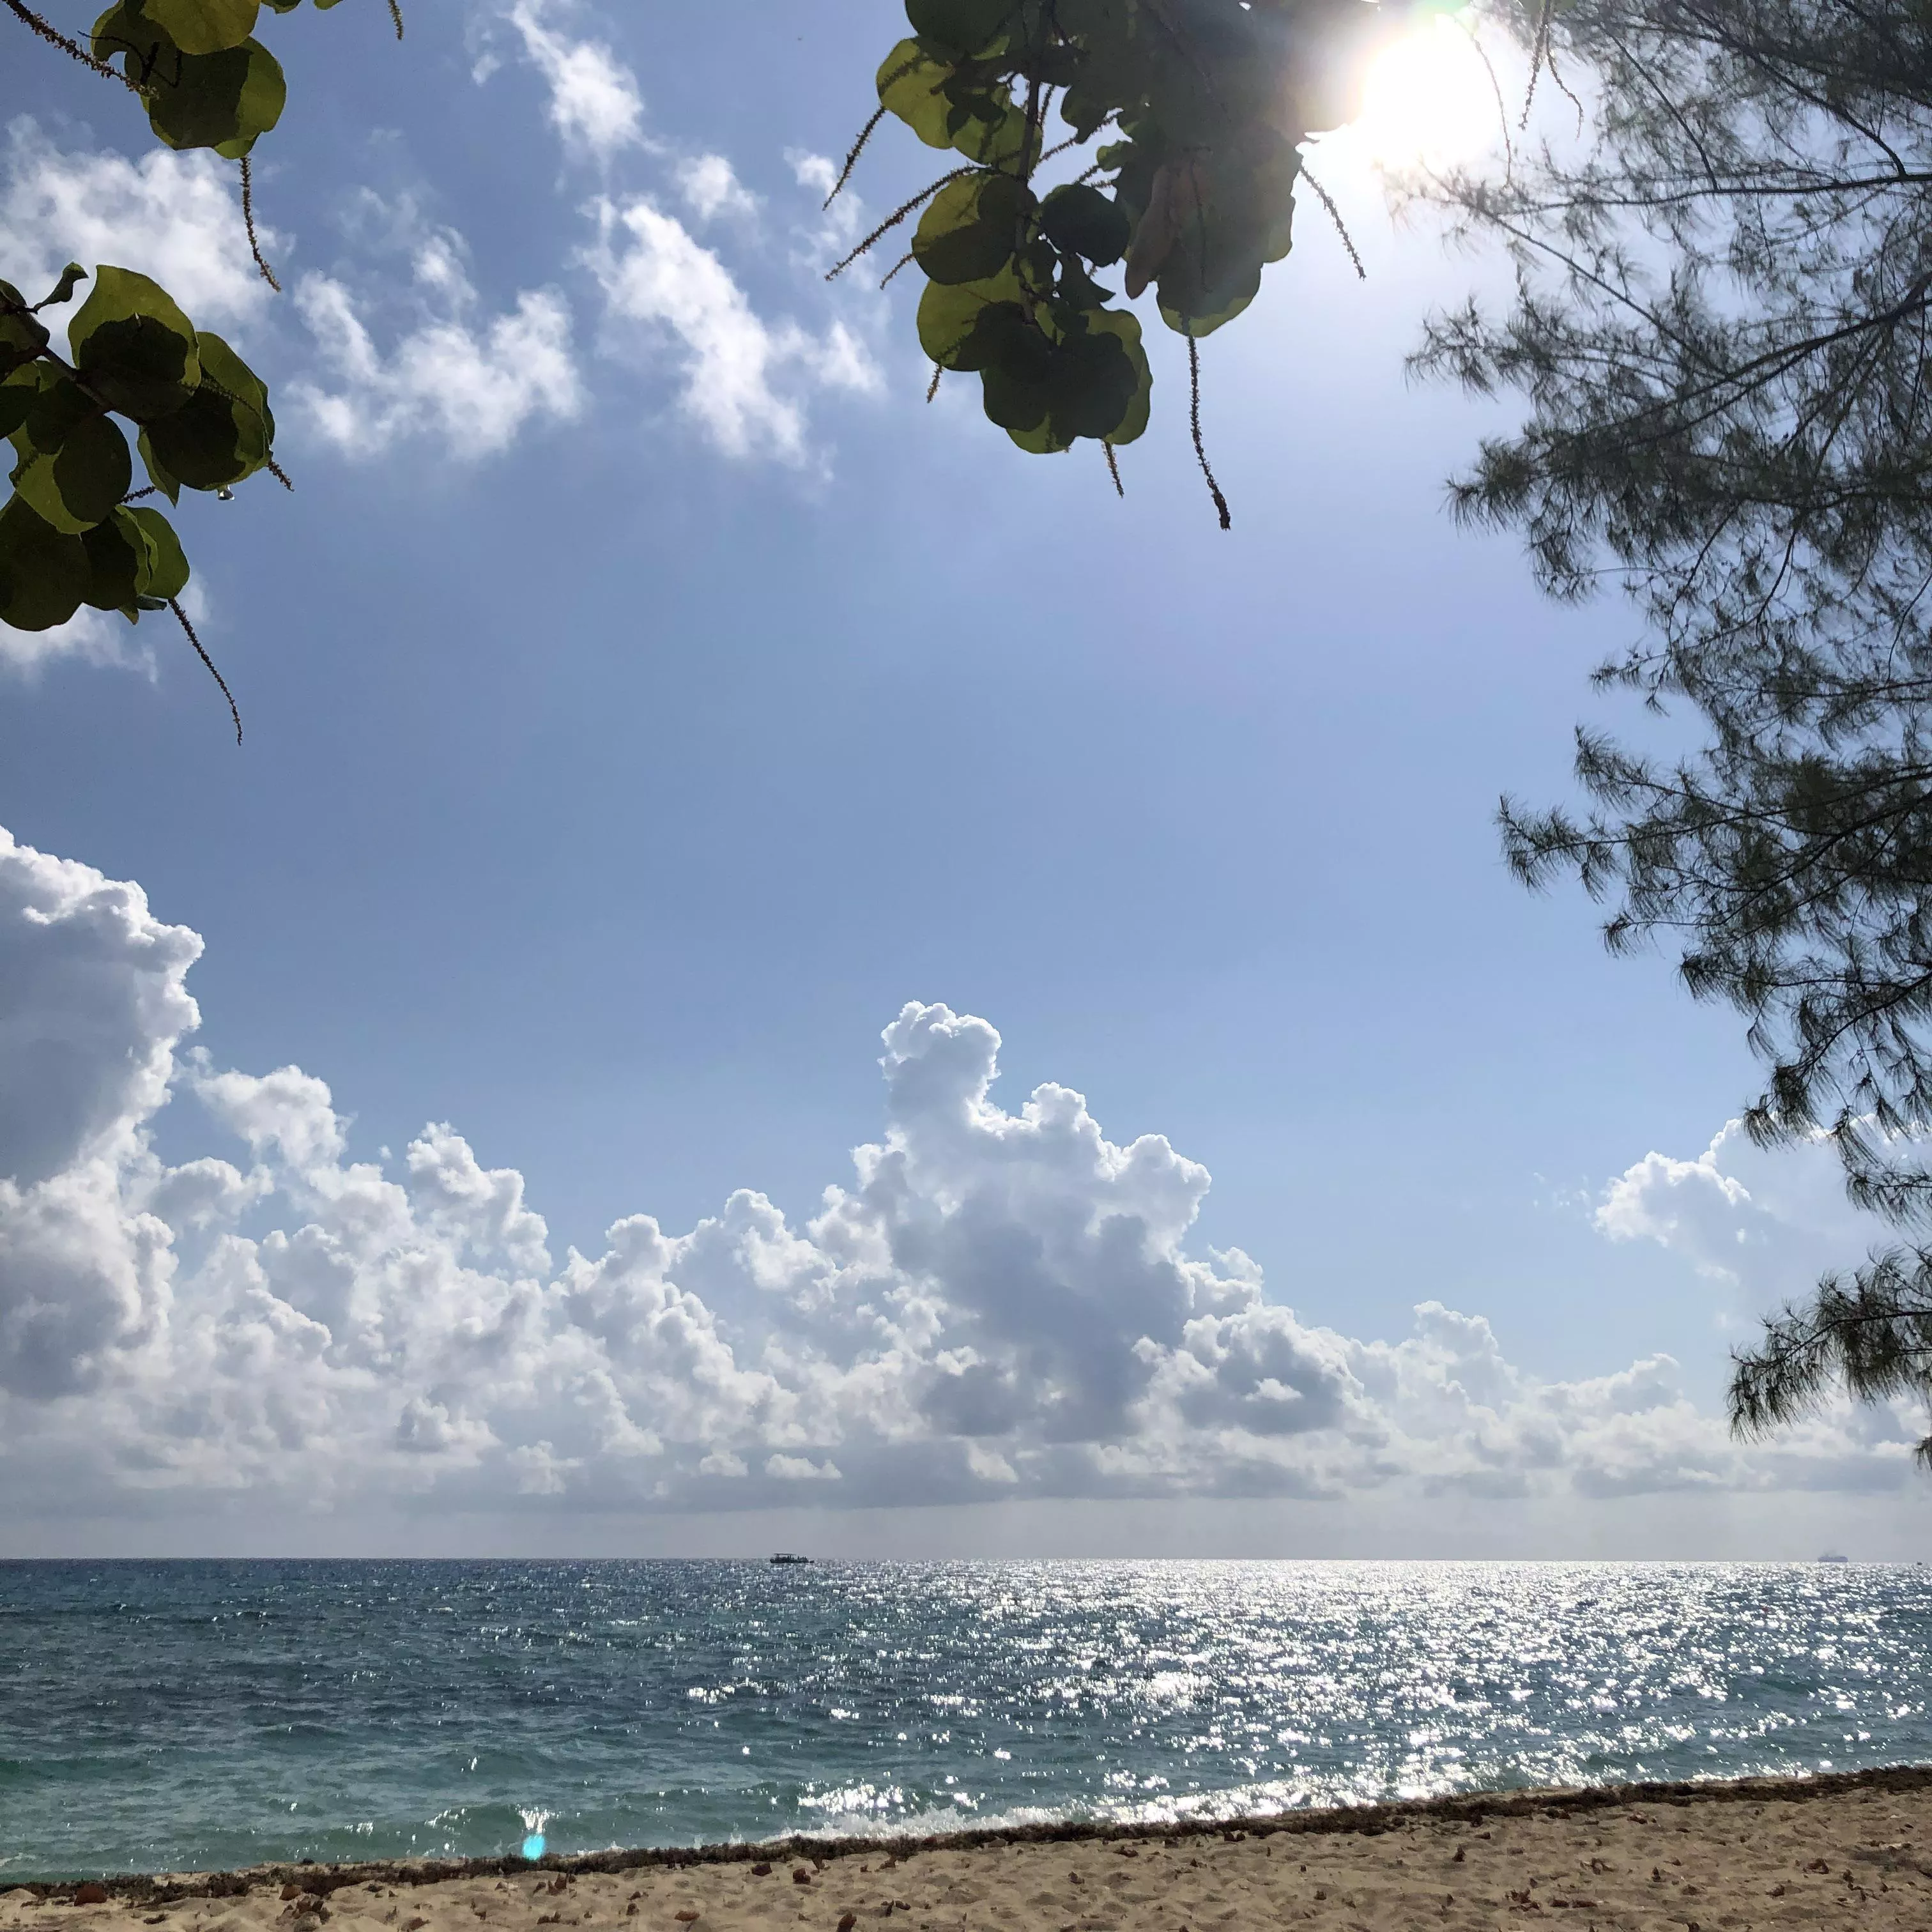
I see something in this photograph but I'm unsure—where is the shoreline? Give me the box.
[10,1762,1932,1896]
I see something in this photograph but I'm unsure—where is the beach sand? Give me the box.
[5,1767,1931,1932]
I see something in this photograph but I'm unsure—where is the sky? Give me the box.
[1,0,1928,1561]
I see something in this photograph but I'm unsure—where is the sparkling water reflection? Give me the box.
[1,1560,1929,1879]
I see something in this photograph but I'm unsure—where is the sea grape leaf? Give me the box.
[0,282,51,379]
[878,37,956,147]
[949,90,1028,167]
[10,367,105,467]
[917,265,1025,368]
[126,504,190,600]
[0,494,91,631]
[13,410,132,534]
[1040,183,1130,266]
[68,265,203,420]
[195,329,273,452]
[90,0,148,65]
[144,38,288,156]
[913,172,1033,285]
[877,36,1023,164]
[142,0,260,54]
[136,427,183,503]
[36,264,89,310]
[1151,132,1298,337]
[0,374,35,444]
[142,330,273,488]
[1087,308,1149,445]
[905,0,1013,57]
[80,505,148,612]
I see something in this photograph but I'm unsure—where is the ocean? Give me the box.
[3,1559,1929,1882]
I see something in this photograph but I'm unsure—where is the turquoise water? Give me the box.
[3,1560,1929,1880]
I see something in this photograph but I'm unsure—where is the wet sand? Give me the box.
[6,1766,1931,1932]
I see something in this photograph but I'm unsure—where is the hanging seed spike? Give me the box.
[878,250,915,291]
[825,168,974,281]
[169,597,243,744]
[240,157,282,292]
[1297,165,1364,282]
[266,457,293,491]
[1186,332,1230,531]
[1521,0,1555,129]
[1543,36,1586,132]
[4,0,142,89]
[825,104,887,210]
[1456,17,1515,180]
[1103,441,1123,498]
[388,0,404,40]
[926,364,943,403]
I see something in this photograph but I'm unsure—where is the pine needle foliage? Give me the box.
[1412,0,1932,1452]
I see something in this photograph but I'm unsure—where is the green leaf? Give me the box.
[905,0,1012,57]
[90,0,146,65]
[36,264,89,310]
[1152,129,1298,337]
[1088,308,1149,445]
[126,503,190,600]
[913,172,1033,286]
[80,505,148,612]
[878,38,954,147]
[13,410,132,534]
[0,282,51,380]
[145,38,287,156]
[194,328,271,427]
[1040,183,1130,266]
[141,0,260,53]
[141,330,273,489]
[917,265,1024,368]
[0,374,35,444]
[0,493,91,632]
[67,265,203,420]
[136,428,183,503]
[986,321,1137,451]
[9,366,105,466]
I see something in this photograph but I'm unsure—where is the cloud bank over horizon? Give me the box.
[0,823,1920,1545]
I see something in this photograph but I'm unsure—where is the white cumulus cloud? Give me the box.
[677,155,760,224]
[1597,1117,1889,1307]
[500,0,647,162]
[0,823,1922,1539]
[287,219,582,459]
[0,117,278,332]
[583,197,878,463]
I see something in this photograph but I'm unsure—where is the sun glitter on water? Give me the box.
[1346,10,1508,168]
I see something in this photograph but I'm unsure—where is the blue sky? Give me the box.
[2,0,1926,1558]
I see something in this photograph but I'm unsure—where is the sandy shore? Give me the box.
[6,1767,1931,1932]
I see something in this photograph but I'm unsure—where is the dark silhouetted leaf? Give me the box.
[0,494,91,631]
[68,265,202,420]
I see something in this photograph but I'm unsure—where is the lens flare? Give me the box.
[1349,12,1506,167]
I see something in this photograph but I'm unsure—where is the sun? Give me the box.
[1343,11,1508,170]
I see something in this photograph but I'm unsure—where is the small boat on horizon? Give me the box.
[1819,1551,1851,1563]
[769,1552,812,1565]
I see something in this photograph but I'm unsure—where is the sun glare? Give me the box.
[1347,13,1505,169]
